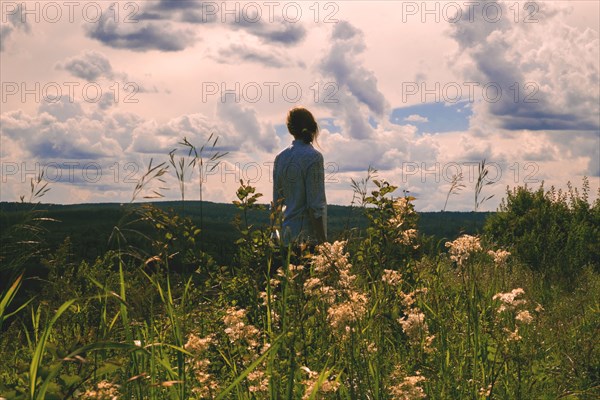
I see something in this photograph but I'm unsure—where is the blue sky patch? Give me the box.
[390,101,472,133]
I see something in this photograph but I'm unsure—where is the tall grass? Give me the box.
[0,150,598,399]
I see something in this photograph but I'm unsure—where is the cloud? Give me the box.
[55,51,161,96]
[320,21,388,117]
[37,97,84,122]
[316,21,390,140]
[448,0,599,132]
[232,19,306,45]
[216,101,279,153]
[86,13,196,52]
[1,103,121,160]
[96,1,306,53]
[56,51,114,80]
[404,114,429,123]
[128,113,231,155]
[1,3,31,52]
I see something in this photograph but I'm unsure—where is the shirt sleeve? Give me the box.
[305,153,327,219]
[272,155,281,208]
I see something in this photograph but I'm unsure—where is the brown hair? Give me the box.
[286,107,319,144]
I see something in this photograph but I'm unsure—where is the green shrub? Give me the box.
[484,178,600,278]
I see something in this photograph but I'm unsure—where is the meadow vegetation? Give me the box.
[1,145,598,399]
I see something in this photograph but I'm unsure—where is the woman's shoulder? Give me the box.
[308,145,323,157]
[304,146,324,164]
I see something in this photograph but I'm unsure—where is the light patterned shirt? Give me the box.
[273,140,327,245]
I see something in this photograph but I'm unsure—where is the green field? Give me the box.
[0,201,489,266]
[1,179,598,399]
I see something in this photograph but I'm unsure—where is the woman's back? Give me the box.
[273,107,327,245]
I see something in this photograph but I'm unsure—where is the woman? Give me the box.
[273,107,327,246]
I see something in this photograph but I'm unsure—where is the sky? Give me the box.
[1,0,599,211]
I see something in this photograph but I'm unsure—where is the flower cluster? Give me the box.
[396,228,419,249]
[445,234,482,266]
[260,275,282,326]
[493,288,527,313]
[398,293,435,353]
[386,197,419,248]
[488,249,511,265]
[184,333,212,354]
[493,288,535,342]
[303,241,368,338]
[392,197,416,217]
[80,381,120,400]
[247,370,269,394]
[184,333,218,398]
[382,269,403,286]
[388,369,426,399]
[222,307,271,395]
[223,307,260,349]
[300,366,340,400]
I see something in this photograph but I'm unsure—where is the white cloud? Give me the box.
[404,114,429,123]
[1,1,598,210]
[0,3,31,52]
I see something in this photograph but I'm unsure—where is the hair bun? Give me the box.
[300,128,311,143]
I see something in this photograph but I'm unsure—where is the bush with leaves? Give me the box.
[484,178,600,279]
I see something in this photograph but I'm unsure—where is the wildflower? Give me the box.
[493,288,527,312]
[248,370,269,394]
[270,277,281,288]
[392,197,415,216]
[488,249,511,265]
[184,333,212,354]
[389,370,426,400]
[396,229,419,249]
[479,384,492,397]
[327,292,368,331]
[304,277,322,293]
[398,291,435,353]
[277,263,304,281]
[311,241,351,275]
[304,241,370,339]
[366,341,378,353]
[398,309,428,344]
[300,366,340,400]
[445,234,482,266]
[183,333,218,397]
[223,307,260,348]
[401,288,428,308]
[81,381,120,400]
[190,358,218,398]
[516,310,533,324]
[289,263,304,273]
[382,269,403,286]
[535,303,544,313]
[505,326,522,341]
